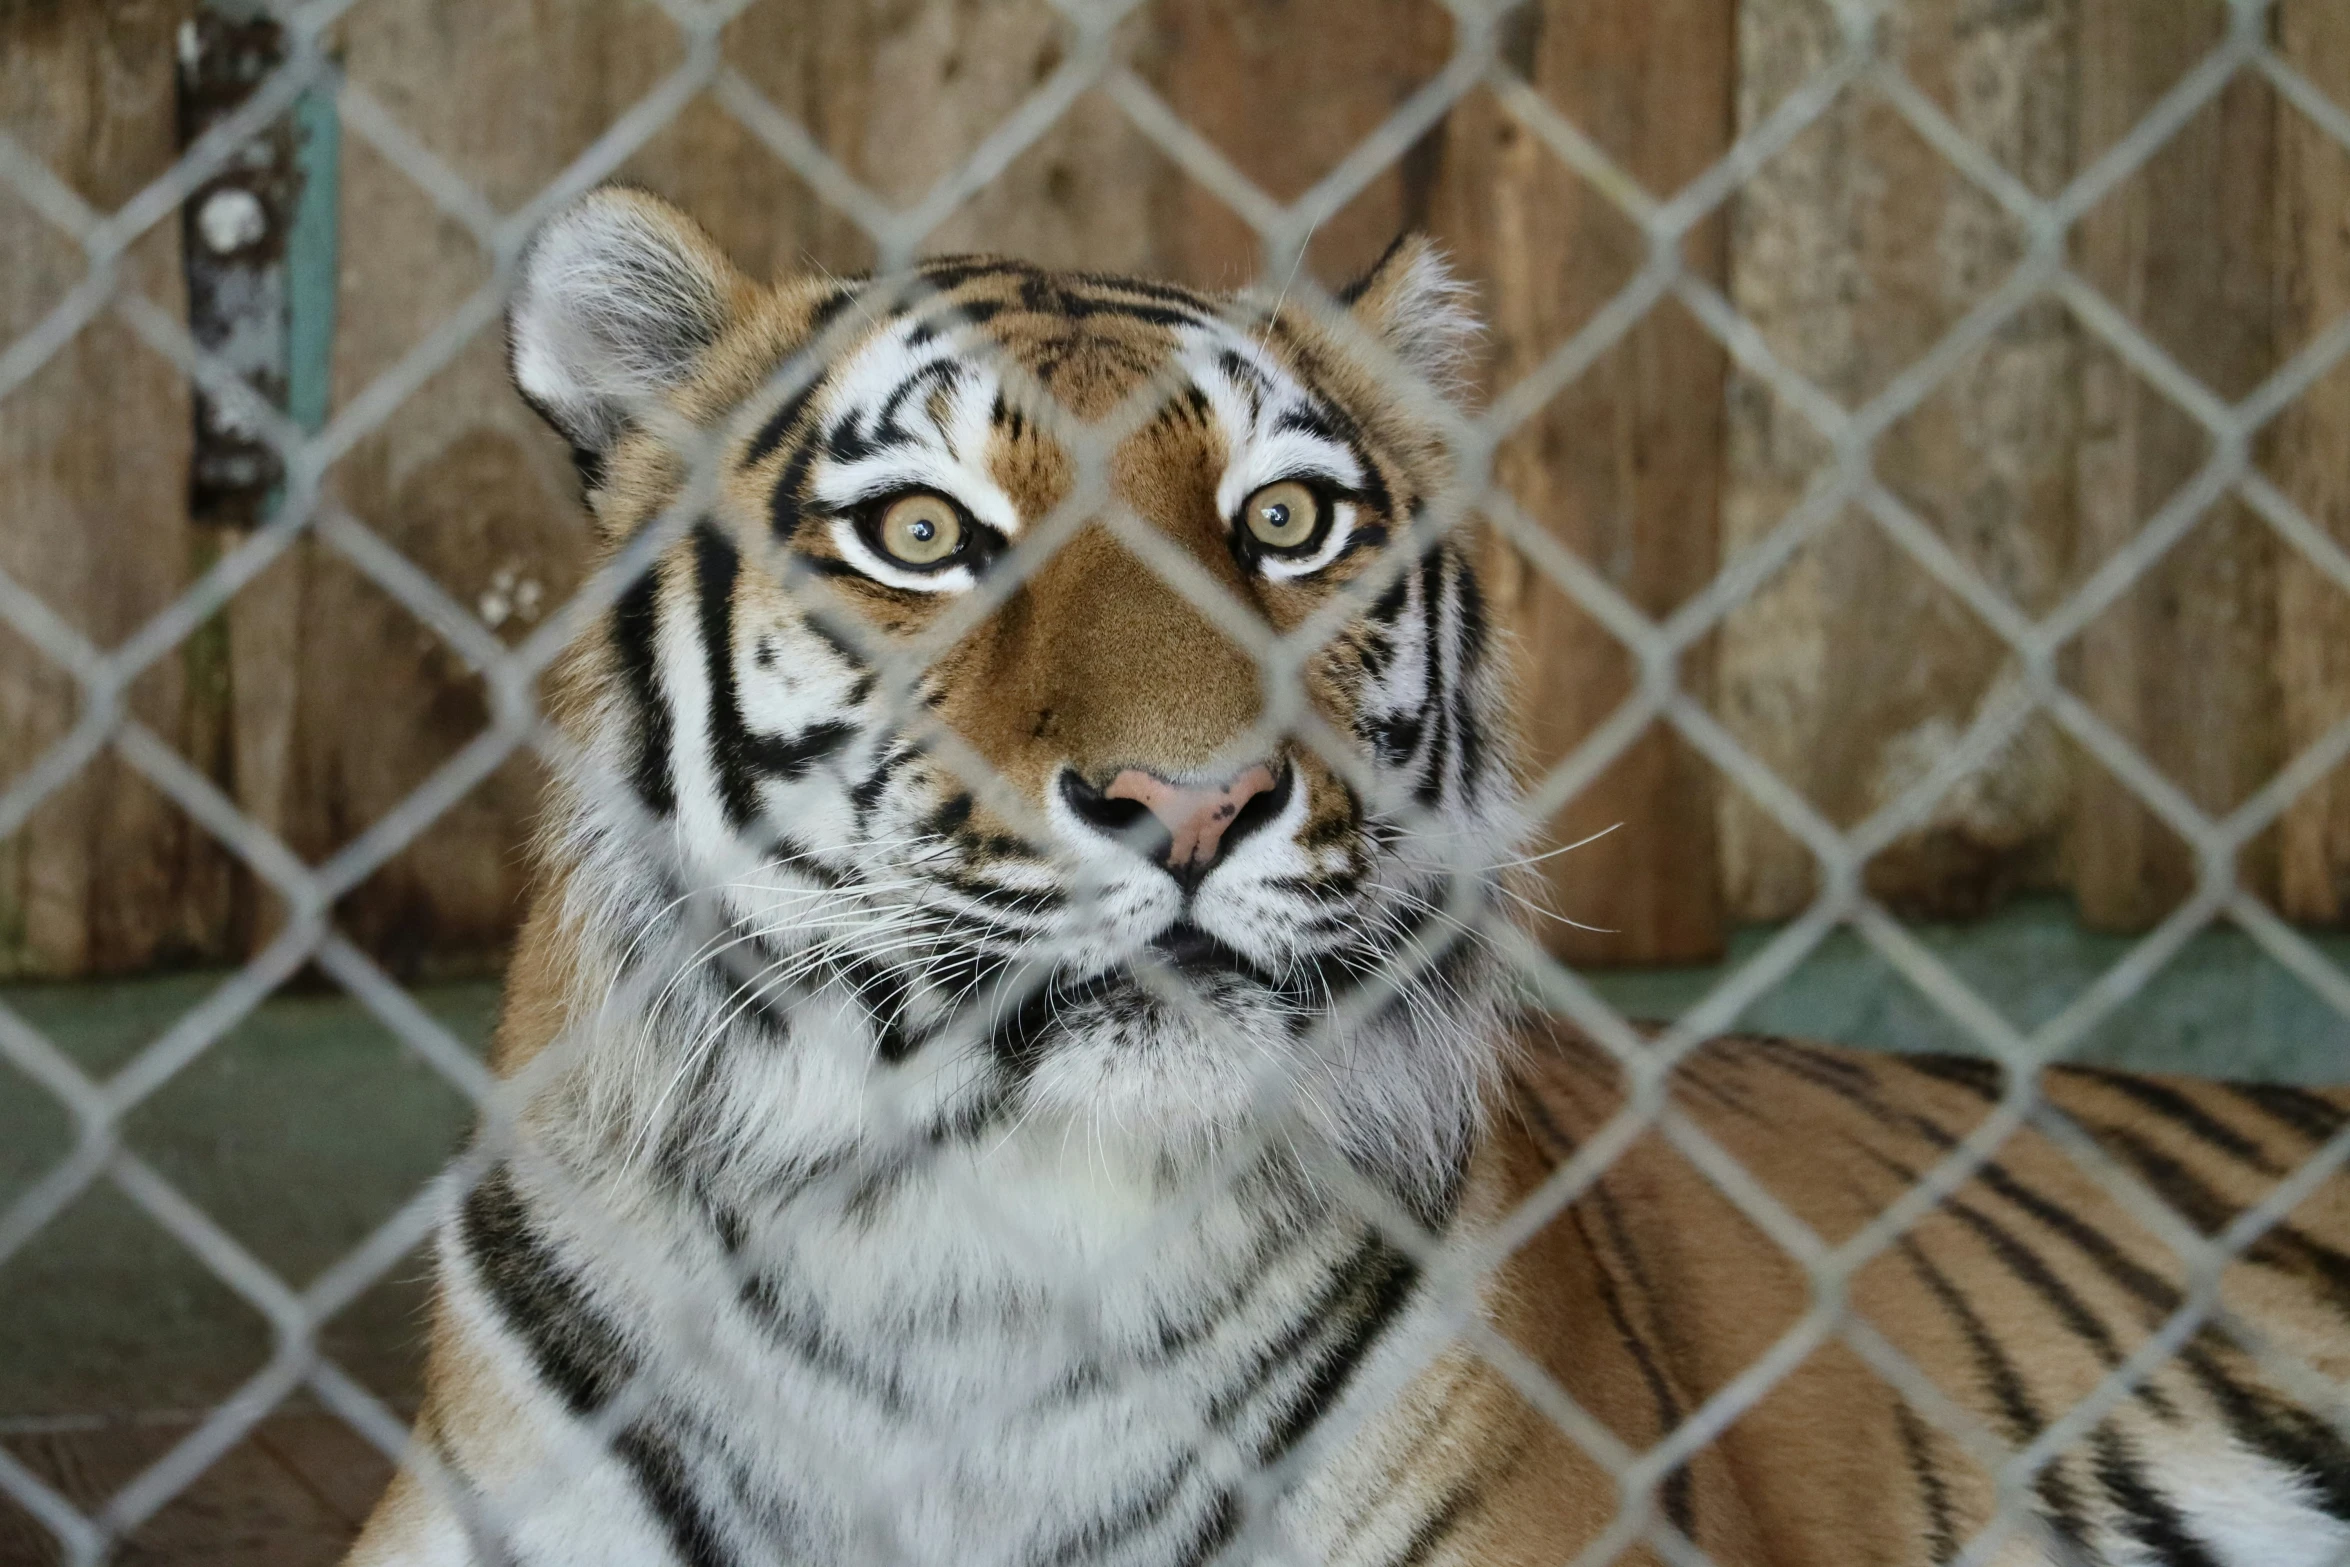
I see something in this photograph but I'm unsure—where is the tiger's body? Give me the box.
[348,189,2350,1567]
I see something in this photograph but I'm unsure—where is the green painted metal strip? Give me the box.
[285,83,339,439]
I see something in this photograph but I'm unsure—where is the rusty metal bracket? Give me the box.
[176,1,338,528]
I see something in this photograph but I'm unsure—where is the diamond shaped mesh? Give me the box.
[4,1,2350,1564]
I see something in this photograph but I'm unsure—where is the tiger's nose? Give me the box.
[1061,763,1283,887]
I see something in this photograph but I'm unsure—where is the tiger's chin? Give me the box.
[1009,970,1311,1163]
[996,924,1500,1212]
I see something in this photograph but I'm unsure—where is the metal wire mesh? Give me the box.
[2,0,2349,1563]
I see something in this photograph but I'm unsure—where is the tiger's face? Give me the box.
[512,191,1518,1194]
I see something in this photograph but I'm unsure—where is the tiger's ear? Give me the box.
[1340,233,1479,397]
[508,187,747,459]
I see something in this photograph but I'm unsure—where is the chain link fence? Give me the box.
[2,0,2349,1562]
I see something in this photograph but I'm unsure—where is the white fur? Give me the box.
[2142,1433,2350,1567]
[1355,243,1480,401]
[509,194,729,452]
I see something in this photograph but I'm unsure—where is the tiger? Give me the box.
[347,186,2350,1567]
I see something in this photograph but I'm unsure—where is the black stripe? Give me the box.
[693,525,853,822]
[1168,1488,1240,1567]
[1366,563,1412,629]
[1747,1034,1885,1096]
[914,255,1033,290]
[1379,1477,1480,1567]
[608,1426,741,1567]
[1340,234,1413,305]
[2074,1068,2282,1175]
[1893,1402,1961,1567]
[460,1168,628,1413]
[691,525,758,828]
[1446,549,1488,793]
[2179,1350,2350,1521]
[1068,270,1221,312]
[849,743,915,827]
[1755,1043,2350,1532]
[742,719,855,783]
[651,1024,767,1185]
[1515,1071,1584,1161]
[915,255,1219,313]
[2081,1116,2350,1324]
[1029,1457,1204,1567]
[928,789,974,839]
[767,426,819,544]
[1762,1047,2188,1428]
[1412,558,1448,808]
[1204,1232,1393,1428]
[757,832,851,889]
[934,866,1062,911]
[1217,347,1270,407]
[753,294,864,546]
[1756,1042,2177,1397]
[1899,1051,2005,1099]
[1897,1238,2045,1446]
[874,359,963,447]
[1142,1199,1325,1364]
[1939,1155,2350,1521]
[458,1169,739,1567]
[741,287,858,468]
[836,950,917,1063]
[734,1271,913,1417]
[744,384,819,474]
[1878,1043,2350,1333]
[1896,1236,2099,1558]
[611,565,676,815]
[1873,1150,2167,1415]
[2091,1425,2223,1567]
[1254,1237,1421,1464]
[744,384,818,475]
[2223,1081,2350,1145]
[1585,1188,1696,1536]
[1271,403,1340,442]
[570,442,606,493]
[978,964,1118,1075]
[1031,290,1201,332]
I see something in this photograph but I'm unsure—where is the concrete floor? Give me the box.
[2,895,2345,1562]
[0,976,495,1566]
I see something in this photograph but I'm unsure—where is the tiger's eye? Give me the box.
[877,492,965,567]
[1241,480,1321,550]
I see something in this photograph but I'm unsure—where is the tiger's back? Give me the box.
[1426,1026,2350,1567]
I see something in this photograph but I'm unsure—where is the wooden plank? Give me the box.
[1432,0,1734,964]
[2069,2,2278,930]
[2273,0,2350,923]
[273,0,669,972]
[1719,0,2078,926]
[0,0,229,978]
[1145,0,1454,286]
[841,1,1174,274]
[0,1411,393,1566]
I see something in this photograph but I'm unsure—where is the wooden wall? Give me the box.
[1,0,2345,978]
[0,0,227,978]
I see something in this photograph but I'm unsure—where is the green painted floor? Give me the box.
[0,977,499,1427]
[1587,895,2350,1085]
[3,894,2346,1428]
